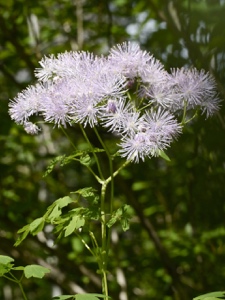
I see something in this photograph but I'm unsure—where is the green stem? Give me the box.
[181,101,199,125]
[93,128,132,298]
[105,159,131,185]
[4,273,28,300]
[75,232,96,257]
[79,124,105,180]
[60,126,77,150]
[18,280,28,300]
[93,128,114,205]
[67,125,131,299]
[184,111,198,124]
[93,128,114,265]
[73,157,103,183]
[3,274,18,283]
[181,100,188,125]
[93,129,112,297]
[99,181,109,298]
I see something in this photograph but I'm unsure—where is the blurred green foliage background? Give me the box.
[1,0,225,299]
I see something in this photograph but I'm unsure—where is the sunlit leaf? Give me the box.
[24,265,50,279]
[12,266,25,271]
[47,204,61,221]
[64,215,85,237]
[56,196,74,208]
[73,187,97,199]
[14,225,30,246]
[75,294,110,300]
[53,296,75,300]
[0,255,14,265]
[158,150,171,162]
[29,217,44,235]
[0,255,14,276]
[193,291,225,300]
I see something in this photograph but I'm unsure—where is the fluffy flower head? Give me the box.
[9,42,220,163]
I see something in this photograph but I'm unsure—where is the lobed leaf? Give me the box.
[47,204,61,221]
[193,292,225,300]
[56,196,74,209]
[0,255,14,276]
[73,187,98,200]
[107,204,133,231]
[0,255,14,265]
[43,155,66,177]
[64,215,85,237]
[14,224,30,246]
[24,265,50,279]
[29,217,45,235]
[76,294,110,300]
[53,294,110,300]
[53,296,75,300]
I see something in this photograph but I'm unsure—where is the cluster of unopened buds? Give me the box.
[9,42,220,162]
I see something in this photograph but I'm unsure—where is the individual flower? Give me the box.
[108,41,153,79]
[41,79,74,127]
[170,67,220,116]
[140,79,176,109]
[24,122,41,134]
[70,93,101,128]
[121,110,144,136]
[35,51,96,82]
[139,58,169,87]
[143,107,182,140]
[118,131,152,163]
[95,73,126,99]
[8,83,46,125]
[118,107,182,162]
[99,97,137,134]
[199,93,221,117]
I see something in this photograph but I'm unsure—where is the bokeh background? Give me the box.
[1,1,225,299]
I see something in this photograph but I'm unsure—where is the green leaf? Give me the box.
[0,255,14,265]
[46,196,73,222]
[64,215,85,237]
[24,265,50,279]
[193,291,225,300]
[14,224,30,246]
[75,294,110,300]
[91,148,105,153]
[80,154,91,166]
[158,150,171,162]
[53,294,110,300]
[56,196,74,208]
[47,204,61,221]
[12,266,25,271]
[53,296,75,300]
[0,264,13,276]
[107,205,133,231]
[17,224,30,234]
[0,255,14,276]
[120,216,130,231]
[29,217,44,235]
[74,187,96,198]
[43,155,66,177]
[58,148,104,168]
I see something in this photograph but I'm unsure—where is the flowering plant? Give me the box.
[5,42,220,299]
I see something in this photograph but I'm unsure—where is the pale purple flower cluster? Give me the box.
[9,42,220,162]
